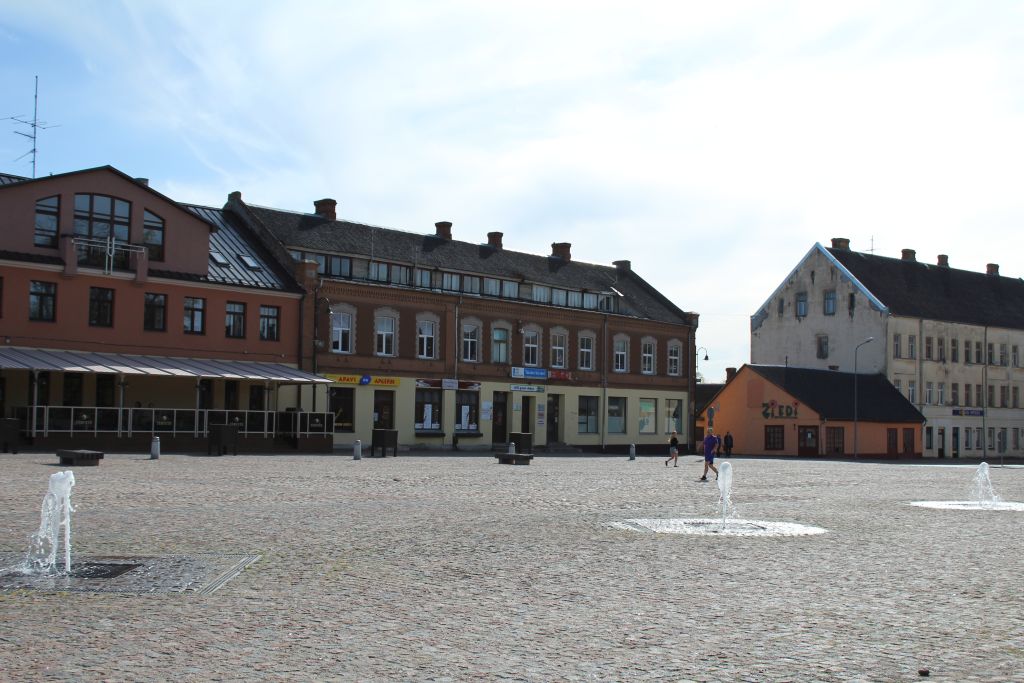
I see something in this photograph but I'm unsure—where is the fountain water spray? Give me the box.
[971,462,1000,508]
[25,470,75,574]
[717,461,734,526]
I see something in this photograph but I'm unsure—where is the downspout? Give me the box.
[601,313,608,451]
[311,279,322,413]
[982,326,988,459]
[918,317,924,456]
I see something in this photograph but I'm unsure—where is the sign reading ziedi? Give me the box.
[762,400,799,419]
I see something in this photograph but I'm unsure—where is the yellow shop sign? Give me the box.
[326,374,401,386]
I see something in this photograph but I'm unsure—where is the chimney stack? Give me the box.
[901,249,916,262]
[830,237,850,250]
[487,231,503,249]
[725,367,737,382]
[434,221,453,240]
[551,242,572,261]
[613,259,631,272]
[228,191,242,203]
[937,254,949,267]
[135,177,149,187]
[987,263,1000,276]
[314,198,337,221]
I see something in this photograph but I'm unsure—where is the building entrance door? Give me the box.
[951,427,960,458]
[546,394,561,444]
[520,396,534,435]
[797,425,819,456]
[937,427,946,458]
[887,428,898,456]
[373,390,394,429]
[491,392,508,446]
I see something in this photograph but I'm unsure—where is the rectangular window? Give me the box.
[964,384,971,407]
[225,301,246,338]
[908,335,917,359]
[74,193,131,269]
[550,333,566,368]
[329,255,351,278]
[988,427,995,451]
[579,336,594,371]
[777,298,784,317]
[29,281,57,322]
[532,285,550,303]
[795,292,808,318]
[926,426,933,450]
[491,328,509,364]
[417,320,435,359]
[965,428,973,450]
[389,265,410,286]
[925,382,933,405]
[523,330,539,366]
[825,426,844,455]
[641,341,655,374]
[964,340,972,364]
[331,311,352,353]
[551,289,567,306]
[259,305,280,341]
[987,342,995,365]
[938,382,945,405]
[462,324,479,362]
[369,261,389,283]
[583,292,598,310]
[88,287,114,327]
[144,293,167,332]
[375,316,395,356]
[925,336,933,360]
[463,276,480,294]
[483,277,500,296]
[976,341,983,365]
[988,384,995,408]
[908,380,916,403]
[578,396,599,434]
[184,297,205,334]
[613,339,627,372]
[607,397,626,433]
[765,425,784,450]
[143,210,165,261]
[999,343,1008,366]
[415,268,432,288]
[501,280,519,299]
[816,335,829,359]
[638,398,656,434]
[455,390,479,432]
[442,272,461,291]
[893,334,901,359]
[415,388,442,431]
[34,195,60,248]
[976,427,983,451]
[893,378,902,395]
[567,291,582,308]
[1000,385,1009,408]
[938,338,945,362]
[664,399,682,434]
[951,338,959,363]
[1013,386,1020,408]
[667,345,681,376]
[976,384,983,407]
[330,387,354,432]
[823,290,836,315]
[951,383,959,407]
[1013,345,1020,367]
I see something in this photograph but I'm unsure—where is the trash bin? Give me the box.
[508,432,533,454]
[208,424,240,456]
[371,429,399,457]
[0,418,21,454]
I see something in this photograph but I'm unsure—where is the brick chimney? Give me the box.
[937,254,949,267]
[487,231,503,249]
[228,191,242,202]
[313,198,337,221]
[613,259,631,272]
[830,237,850,250]
[901,249,916,262]
[135,177,149,187]
[987,263,1000,276]
[551,242,571,261]
[434,221,452,240]
[725,367,737,382]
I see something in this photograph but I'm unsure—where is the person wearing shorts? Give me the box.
[665,431,680,467]
[700,429,720,481]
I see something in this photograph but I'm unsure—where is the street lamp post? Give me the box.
[853,337,875,459]
[691,347,709,454]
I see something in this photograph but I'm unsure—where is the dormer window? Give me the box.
[34,196,59,248]
[238,254,262,270]
[210,252,230,266]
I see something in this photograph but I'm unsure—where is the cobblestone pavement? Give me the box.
[1,452,1022,682]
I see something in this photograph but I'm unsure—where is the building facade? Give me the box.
[225,195,699,452]
[0,166,330,452]
[751,238,1024,458]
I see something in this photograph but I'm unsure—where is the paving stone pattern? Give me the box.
[0,453,1021,682]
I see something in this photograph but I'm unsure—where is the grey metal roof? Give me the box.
[0,346,330,383]
[242,205,692,325]
[0,172,28,185]
[180,204,300,292]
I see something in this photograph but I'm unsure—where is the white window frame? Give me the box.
[462,321,481,362]
[416,317,437,359]
[550,331,567,369]
[641,338,655,375]
[523,328,540,367]
[667,342,681,376]
[613,335,629,373]
[375,315,396,356]
[330,307,354,354]
[579,334,594,371]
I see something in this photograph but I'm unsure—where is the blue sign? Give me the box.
[359,375,371,385]
[511,367,548,379]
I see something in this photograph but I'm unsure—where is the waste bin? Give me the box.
[508,432,533,454]
[371,429,399,457]
[208,424,240,456]
[0,418,22,453]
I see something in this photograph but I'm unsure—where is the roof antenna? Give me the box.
[867,236,875,254]
[5,76,59,178]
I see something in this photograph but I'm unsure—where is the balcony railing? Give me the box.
[73,236,145,273]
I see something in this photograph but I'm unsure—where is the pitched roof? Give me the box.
[0,172,28,186]
[747,365,924,422]
[240,204,693,325]
[827,247,1024,329]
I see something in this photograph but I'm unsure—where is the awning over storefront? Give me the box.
[0,347,331,384]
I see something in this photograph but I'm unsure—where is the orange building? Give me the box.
[699,365,924,457]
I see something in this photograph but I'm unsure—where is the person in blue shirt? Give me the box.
[699,429,720,481]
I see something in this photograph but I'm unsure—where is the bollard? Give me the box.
[150,435,160,460]
[353,439,362,460]
[629,443,636,461]
[508,441,516,455]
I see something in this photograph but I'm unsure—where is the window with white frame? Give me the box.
[375,313,396,356]
[893,378,902,395]
[925,382,933,405]
[523,329,540,366]
[908,335,916,359]
[442,272,461,292]
[483,278,500,296]
[938,382,945,405]
[579,334,594,371]
[462,321,480,362]
[369,261,389,282]
[908,380,917,403]
[330,307,354,353]
[567,291,582,308]
[1013,345,1020,367]
[641,338,655,374]
[463,276,480,294]
[893,334,901,358]
[613,335,628,372]
[491,325,510,364]
[532,285,550,303]
[550,331,567,368]
[501,280,519,298]
[417,317,437,359]
[551,289,567,306]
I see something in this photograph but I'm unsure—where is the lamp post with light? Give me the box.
[690,347,709,454]
[853,337,875,459]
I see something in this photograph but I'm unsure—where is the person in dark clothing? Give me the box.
[665,431,680,467]
[724,431,734,457]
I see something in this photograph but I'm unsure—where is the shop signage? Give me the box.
[511,367,548,380]
[952,408,984,416]
[762,400,799,419]
[326,374,400,386]
[416,378,481,391]
[548,369,574,381]
[510,384,545,393]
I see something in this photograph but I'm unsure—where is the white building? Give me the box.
[751,238,1024,459]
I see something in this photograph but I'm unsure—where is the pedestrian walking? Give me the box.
[665,431,680,467]
[724,431,734,457]
[699,429,720,481]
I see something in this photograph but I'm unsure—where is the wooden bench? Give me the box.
[495,453,534,465]
[57,449,104,466]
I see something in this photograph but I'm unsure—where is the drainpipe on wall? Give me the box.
[601,314,608,451]
[982,326,988,460]
[311,280,323,413]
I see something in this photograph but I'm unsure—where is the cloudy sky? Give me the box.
[2,1,1022,382]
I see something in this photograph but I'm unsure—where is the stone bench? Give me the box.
[495,453,534,466]
[57,449,104,466]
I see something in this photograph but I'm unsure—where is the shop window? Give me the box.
[765,425,785,450]
[664,399,682,434]
[330,387,354,432]
[638,398,656,434]
[607,397,626,433]
[455,391,479,432]
[415,388,442,431]
[825,426,844,455]
[578,396,599,433]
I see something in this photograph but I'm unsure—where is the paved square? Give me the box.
[1,453,1022,681]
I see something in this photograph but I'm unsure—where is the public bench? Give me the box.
[57,449,104,466]
[495,452,534,465]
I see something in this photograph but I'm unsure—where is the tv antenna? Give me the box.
[6,76,59,178]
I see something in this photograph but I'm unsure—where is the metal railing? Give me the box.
[16,406,333,439]
[73,236,145,273]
